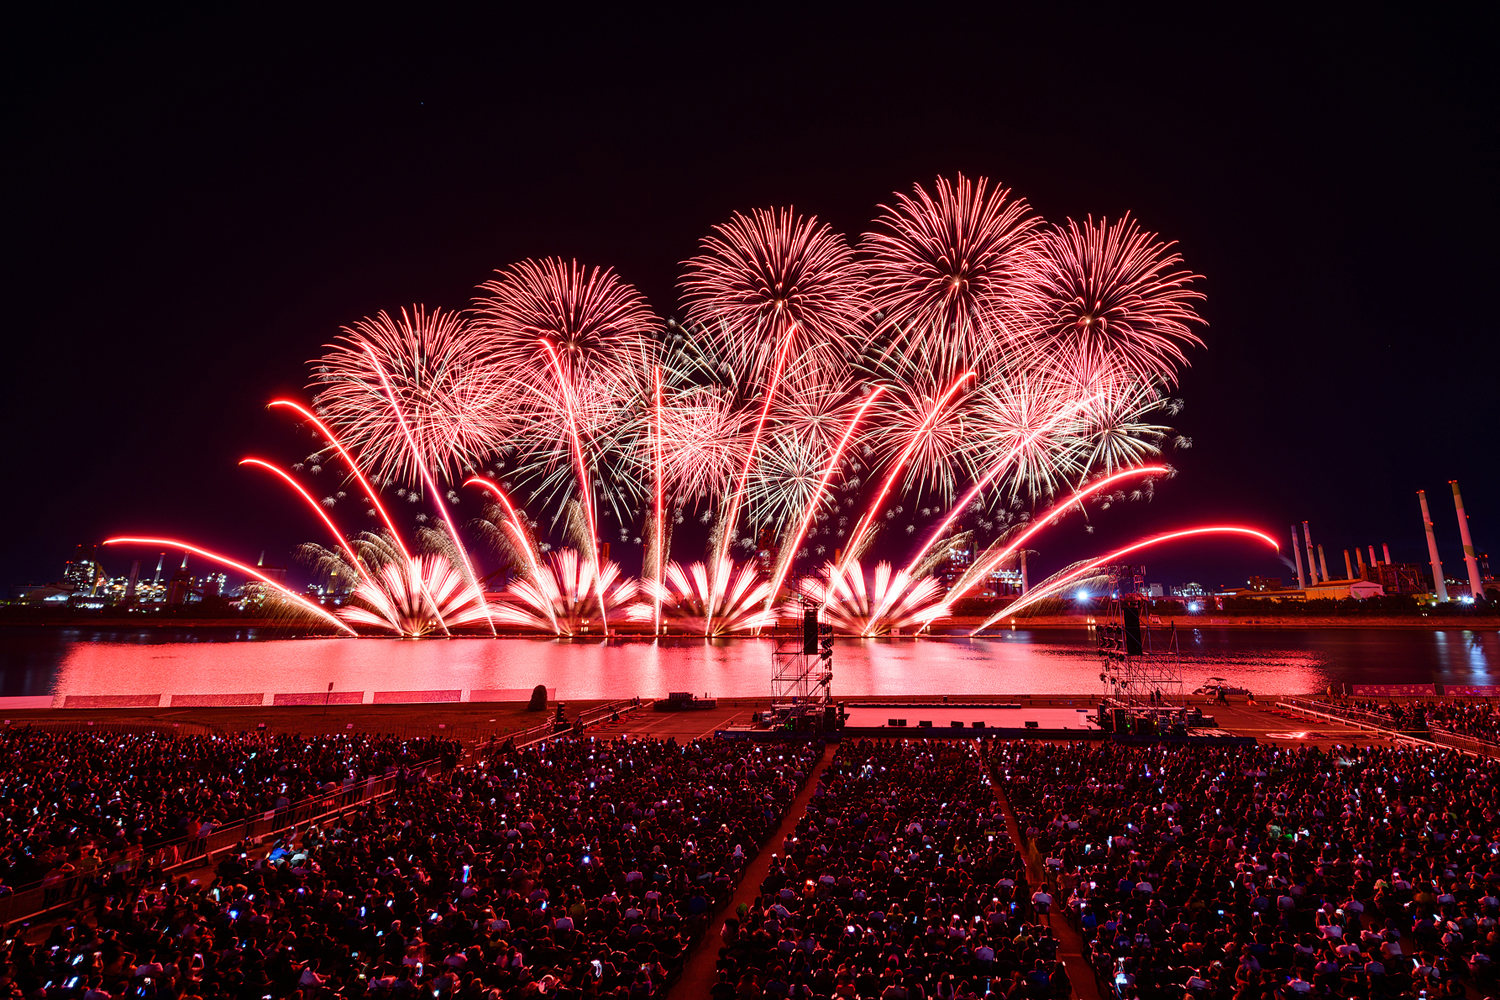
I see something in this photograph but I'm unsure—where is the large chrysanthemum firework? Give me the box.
[1037,214,1205,385]
[311,306,507,487]
[680,207,868,379]
[338,554,491,637]
[490,548,637,635]
[863,175,1045,373]
[473,257,658,380]
[473,259,657,522]
[629,557,774,635]
[800,558,948,636]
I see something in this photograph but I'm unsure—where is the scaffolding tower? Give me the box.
[770,588,833,724]
[1097,564,1183,713]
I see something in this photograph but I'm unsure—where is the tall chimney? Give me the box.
[1418,490,1449,601]
[1019,549,1029,595]
[1356,547,1367,578]
[1343,549,1354,581]
[1291,526,1306,589]
[125,559,141,601]
[1451,480,1485,602]
[1368,545,1378,567]
[1382,543,1391,565]
[1303,522,1319,584]
[1317,545,1330,583]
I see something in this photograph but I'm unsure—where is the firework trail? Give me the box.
[364,345,497,636]
[464,477,547,587]
[863,174,1045,374]
[652,367,664,634]
[311,306,505,487]
[762,387,885,617]
[240,458,369,583]
[681,207,869,379]
[707,322,799,633]
[539,339,610,634]
[941,464,1169,608]
[104,537,357,635]
[268,400,412,561]
[971,526,1278,633]
[1037,214,1205,385]
[842,370,975,563]
[899,391,1104,580]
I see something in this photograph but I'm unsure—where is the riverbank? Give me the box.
[3,611,1497,633]
[949,612,1500,630]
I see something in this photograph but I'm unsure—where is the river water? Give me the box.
[1,624,1496,702]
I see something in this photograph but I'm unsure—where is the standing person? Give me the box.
[1031,885,1053,927]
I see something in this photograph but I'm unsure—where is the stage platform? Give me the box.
[842,703,1099,731]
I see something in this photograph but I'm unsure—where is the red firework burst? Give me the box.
[1037,214,1205,384]
[863,174,1045,371]
[472,257,658,380]
[310,305,506,486]
[680,207,869,377]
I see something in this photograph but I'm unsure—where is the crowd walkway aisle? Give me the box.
[670,741,835,999]
[987,756,1101,1000]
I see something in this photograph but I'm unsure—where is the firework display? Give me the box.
[106,174,1265,639]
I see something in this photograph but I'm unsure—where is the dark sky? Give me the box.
[6,7,1494,591]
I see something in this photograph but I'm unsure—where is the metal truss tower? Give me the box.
[1097,563,1183,708]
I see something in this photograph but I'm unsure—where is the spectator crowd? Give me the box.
[1,733,817,999]
[0,729,457,893]
[997,739,1500,999]
[7,722,1500,1000]
[707,739,1068,1000]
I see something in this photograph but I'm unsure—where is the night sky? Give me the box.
[6,8,1494,591]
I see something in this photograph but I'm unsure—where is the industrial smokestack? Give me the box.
[1303,522,1319,584]
[1368,545,1378,568]
[1019,549,1028,595]
[1418,490,1449,601]
[1451,481,1485,602]
[1356,547,1367,578]
[1317,545,1329,583]
[1343,549,1354,581]
[1382,543,1391,565]
[1291,526,1306,589]
[125,560,140,601]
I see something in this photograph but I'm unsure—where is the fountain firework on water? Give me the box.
[105,174,1281,639]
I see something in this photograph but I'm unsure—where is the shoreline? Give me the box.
[0,613,1496,634]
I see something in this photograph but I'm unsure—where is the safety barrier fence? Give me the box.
[0,687,558,711]
[476,698,649,753]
